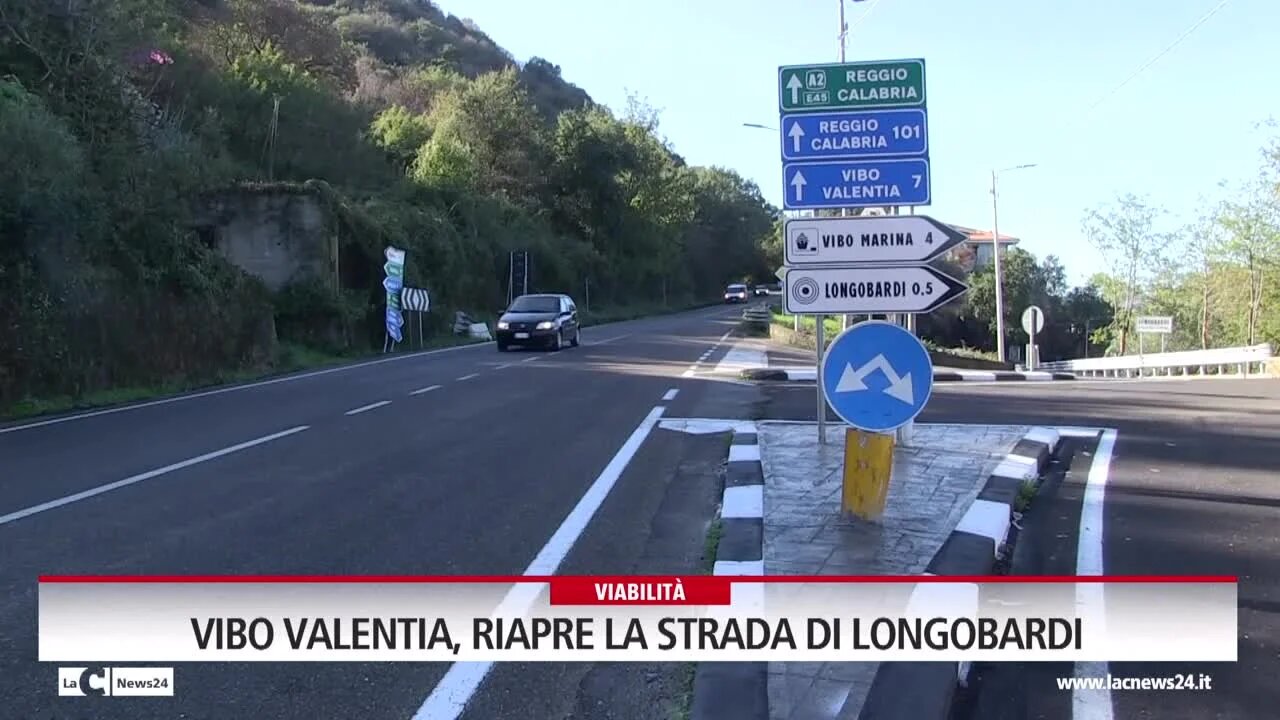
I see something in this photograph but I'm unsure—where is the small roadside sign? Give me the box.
[784,215,965,266]
[784,265,967,315]
[1021,306,1045,335]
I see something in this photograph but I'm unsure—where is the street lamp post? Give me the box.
[989,163,1037,363]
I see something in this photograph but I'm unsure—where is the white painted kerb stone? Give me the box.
[954,498,1012,549]
[721,485,764,519]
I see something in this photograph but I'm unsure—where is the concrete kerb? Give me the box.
[690,426,767,720]
[739,367,1076,382]
[854,426,1065,720]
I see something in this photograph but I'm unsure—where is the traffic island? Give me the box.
[749,421,1046,720]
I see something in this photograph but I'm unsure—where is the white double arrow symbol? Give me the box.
[834,354,915,404]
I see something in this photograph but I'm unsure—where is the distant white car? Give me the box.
[723,284,749,303]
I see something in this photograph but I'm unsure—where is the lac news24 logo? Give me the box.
[58,667,174,697]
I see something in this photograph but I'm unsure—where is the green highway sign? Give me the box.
[779,59,926,113]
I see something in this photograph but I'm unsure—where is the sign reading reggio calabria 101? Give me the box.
[778,59,929,210]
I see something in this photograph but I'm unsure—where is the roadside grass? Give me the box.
[769,308,1002,362]
[1013,477,1039,513]
[0,336,479,422]
[0,300,722,422]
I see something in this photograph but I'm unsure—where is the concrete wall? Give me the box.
[195,189,338,292]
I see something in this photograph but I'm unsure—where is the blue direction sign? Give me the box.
[783,158,930,210]
[821,320,934,432]
[780,109,927,162]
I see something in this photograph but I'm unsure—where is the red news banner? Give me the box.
[37,574,1238,663]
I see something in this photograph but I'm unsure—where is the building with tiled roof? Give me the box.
[943,224,1020,273]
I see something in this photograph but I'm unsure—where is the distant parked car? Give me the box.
[495,293,580,351]
[724,284,749,303]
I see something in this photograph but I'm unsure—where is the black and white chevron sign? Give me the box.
[402,287,430,312]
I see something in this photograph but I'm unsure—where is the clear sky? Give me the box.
[434,0,1277,286]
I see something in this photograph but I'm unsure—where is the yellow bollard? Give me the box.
[842,428,895,520]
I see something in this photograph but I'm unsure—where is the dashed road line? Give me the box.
[345,401,391,416]
[662,388,679,401]
[456,373,479,382]
[410,385,442,396]
[0,425,311,526]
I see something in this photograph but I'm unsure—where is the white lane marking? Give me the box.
[718,330,734,343]
[721,485,764,519]
[0,426,310,526]
[520,356,540,363]
[1073,429,1118,720]
[456,373,479,382]
[412,405,667,720]
[662,389,679,401]
[589,333,632,346]
[728,443,761,463]
[410,385,442,396]
[681,369,695,378]
[0,344,489,435]
[714,344,768,374]
[345,401,391,416]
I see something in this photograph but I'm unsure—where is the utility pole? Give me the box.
[990,170,1007,363]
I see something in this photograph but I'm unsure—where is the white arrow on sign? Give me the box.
[788,121,805,153]
[784,264,968,315]
[786,74,803,104]
[790,170,807,201]
[783,214,968,266]
[835,354,914,404]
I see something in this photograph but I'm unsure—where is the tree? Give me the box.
[1081,195,1172,354]
[1215,192,1280,345]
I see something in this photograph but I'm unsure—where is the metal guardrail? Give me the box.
[1038,343,1274,378]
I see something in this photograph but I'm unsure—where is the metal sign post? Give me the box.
[1021,305,1045,371]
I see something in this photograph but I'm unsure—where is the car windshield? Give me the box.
[508,296,560,313]
[727,285,746,292]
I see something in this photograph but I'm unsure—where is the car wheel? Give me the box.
[497,342,508,352]
[551,330,562,351]
[570,328,580,347]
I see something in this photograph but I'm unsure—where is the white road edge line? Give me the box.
[410,385,442,396]
[0,425,311,526]
[411,404,667,720]
[662,389,679,401]
[456,373,479,382]
[1073,428,1118,720]
[345,401,391,416]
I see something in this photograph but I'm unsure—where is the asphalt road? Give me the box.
[0,303,766,720]
[761,375,1280,720]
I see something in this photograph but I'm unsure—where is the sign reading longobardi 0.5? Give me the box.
[779,59,926,113]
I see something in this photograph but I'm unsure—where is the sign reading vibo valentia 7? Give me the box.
[779,59,926,113]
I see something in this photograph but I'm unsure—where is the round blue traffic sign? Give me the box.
[821,320,934,432]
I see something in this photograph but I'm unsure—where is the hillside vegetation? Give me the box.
[0,0,778,412]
